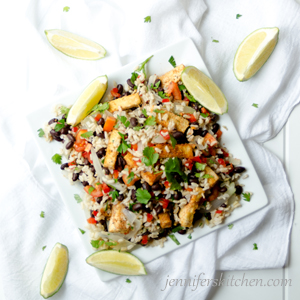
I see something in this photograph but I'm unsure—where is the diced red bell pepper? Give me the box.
[74,129,88,152]
[218,158,226,167]
[87,217,97,224]
[184,158,194,170]
[102,183,110,194]
[222,150,229,157]
[94,114,102,122]
[141,235,148,245]
[208,146,216,156]
[185,113,197,123]
[68,160,76,166]
[84,185,103,198]
[162,99,170,103]
[164,181,170,189]
[216,210,223,214]
[192,156,202,163]
[82,151,93,164]
[93,211,98,216]
[201,157,207,163]
[160,129,170,140]
[159,199,170,209]
[113,170,119,179]
[110,87,120,98]
[147,213,153,222]
[216,129,223,139]
[131,144,138,151]
[72,126,79,133]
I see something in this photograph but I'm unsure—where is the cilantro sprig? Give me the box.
[54,119,66,132]
[117,115,130,127]
[74,194,82,203]
[236,14,242,19]
[164,158,188,190]
[51,153,62,164]
[117,132,131,154]
[242,192,251,202]
[142,147,159,167]
[90,102,109,114]
[63,6,70,12]
[144,16,151,23]
[38,128,45,137]
[253,243,258,250]
[144,116,156,126]
[40,211,45,218]
[168,56,176,68]
[169,134,177,148]
[151,80,160,90]
[136,188,151,204]
[127,172,135,184]
[109,189,119,201]
[81,131,93,139]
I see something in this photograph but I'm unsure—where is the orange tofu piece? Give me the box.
[158,212,172,228]
[154,143,195,159]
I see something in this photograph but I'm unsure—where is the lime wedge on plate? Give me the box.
[67,75,108,126]
[40,243,69,299]
[181,66,228,114]
[86,250,147,275]
[233,27,279,81]
[45,29,106,60]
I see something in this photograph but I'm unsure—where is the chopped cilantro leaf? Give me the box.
[208,159,215,165]
[40,211,45,218]
[212,39,219,43]
[42,246,47,251]
[236,14,242,19]
[109,189,119,201]
[168,56,176,68]
[38,128,45,137]
[158,91,168,99]
[131,72,138,85]
[136,188,151,204]
[63,6,70,12]
[60,106,70,117]
[117,132,131,154]
[144,116,156,126]
[91,240,100,248]
[188,234,192,239]
[126,278,132,283]
[200,113,208,118]
[154,109,165,113]
[144,16,151,23]
[252,103,258,108]
[81,131,93,138]
[165,157,188,190]
[202,174,214,179]
[178,84,186,91]
[142,108,148,118]
[79,228,86,234]
[169,234,180,245]
[228,224,234,229]
[133,126,143,131]
[117,115,130,127]
[54,119,65,132]
[142,147,159,167]
[253,243,258,250]
[185,93,196,102]
[51,153,62,164]
[242,192,251,202]
[74,194,82,203]
[90,102,109,114]
[88,186,95,194]
[151,80,161,90]
[127,172,135,184]
[172,226,184,233]
[195,162,206,171]
[169,134,177,148]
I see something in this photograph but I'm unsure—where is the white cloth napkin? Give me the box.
[0,0,298,299]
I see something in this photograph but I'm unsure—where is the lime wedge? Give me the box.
[67,75,108,126]
[40,243,69,299]
[181,66,228,114]
[233,27,279,81]
[86,250,147,276]
[45,29,106,60]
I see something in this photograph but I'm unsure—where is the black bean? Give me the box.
[152,183,162,191]
[130,117,138,127]
[200,130,208,137]
[132,203,143,211]
[93,131,97,137]
[97,132,105,139]
[83,158,89,165]
[212,123,220,134]
[50,129,60,137]
[96,197,103,204]
[178,229,187,235]
[67,134,75,142]
[124,91,131,96]
[188,174,198,184]
[174,174,183,183]
[97,118,105,126]
[233,166,246,173]
[103,167,110,175]
[219,187,227,193]
[157,87,164,92]
[131,190,137,201]
[72,173,79,181]
[116,156,126,169]
[53,135,63,142]
[221,203,227,208]
[61,114,66,120]
[172,131,184,140]
[174,191,182,200]
[66,141,74,149]
[155,205,163,215]
[90,166,95,174]
[205,212,212,221]
[127,78,135,88]
[48,118,58,125]
[217,153,224,159]
[139,114,146,118]
[118,177,124,184]
[142,182,151,192]
[90,210,94,217]
[154,79,161,87]
[117,84,123,94]
[82,181,89,187]
[235,185,243,195]
[96,148,106,158]
[60,163,69,170]
[190,102,200,111]
[117,194,124,201]
[193,211,203,222]
[210,114,219,122]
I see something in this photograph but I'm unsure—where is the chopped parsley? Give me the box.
[200,113,208,118]
[236,14,242,19]
[90,102,109,114]
[144,116,156,126]
[165,157,188,190]
[127,172,135,184]
[135,55,153,77]
[144,16,151,23]
[178,84,186,91]
[242,192,251,202]
[40,211,45,218]
[74,194,83,203]
[136,188,151,204]
[88,186,95,194]
[195,162,206,171]
[126,278,132,283]
[142,108,148,118]
[253,243,258,250]
[169,134,177,148]
[109,189,119,201]
[142,147,159,167]
[172,226,184,233]
[63,6,70,12]
[212,39,219,43]
[37,128,45,137]
[133,126,143,131]
[117,115,130,127]
[168,56,176,68]
[91,240,100,248]
[169,234,180,245]
[252,103,258,108]
[188,234,192,239]
[154,109,165,113]
[60,106,70,117]
[228,224,234,229]
[117,132,131,154]
[151,81,161,90]
[51,153,62,164]
[54,119,66,132]
[79,228,86,234]
[42,246,47,251]
[81,131,93,138]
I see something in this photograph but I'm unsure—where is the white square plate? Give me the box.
[27,37,268,281]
